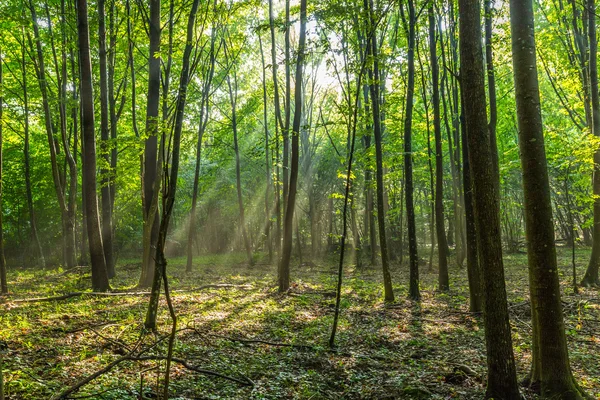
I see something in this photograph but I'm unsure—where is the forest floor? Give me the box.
[0,248,599,399]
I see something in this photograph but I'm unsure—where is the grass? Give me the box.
[0,248,599,399]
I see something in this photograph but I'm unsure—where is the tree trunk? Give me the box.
[77,0,110,291]
[187,11,217,272]
[98,0,115,278]
[403,0,418,300]
[28,0,72,268]
[224,39,253,266]
[0,49,7,294]
[269,0,283,256]
[278,0,307,292]
[460,101,482,313]
[258,33,273,263]
[582,0,600,287]
[510,0,590,396]
[146,0,200,330]
[21,31,46,269]
[459,0,520,396]
[429,5,449,291]
[139,0,161,288]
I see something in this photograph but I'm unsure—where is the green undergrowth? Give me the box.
[0,249,598,399]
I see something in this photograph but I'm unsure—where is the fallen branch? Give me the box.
[131,355,254,386]
[207,332,316,350]
[5,284,253,304]
[50,351,252,400]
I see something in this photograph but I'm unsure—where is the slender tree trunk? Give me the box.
[77,0,110,291]
[259,34,273,263]
[21,31,45,269]
[187,12,217,272]
[429,5,449,291]
[146,0,200,333]
[0,49,7,294]
[278,0,307,292]
[226,64,253,266]
[269,0,283,256]
[362,85,377,265]
[582,0,600,287]
[139,0,161,288]
[459,0,520,397]
[98,0,115,278]
[404,0,419,300]
[28,0,72,268]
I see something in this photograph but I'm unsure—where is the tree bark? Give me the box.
[187,8,217,272]
[582,0,600,287]
[278,0,307,292]
[77,0,110,292]
[98,0,115,278]
[510,0,590,397]
[404,0,418,300]
[139,0,161,288]
[0,49,7,294]
[429,5,449,291]
[21,30,46,269]
[459,0,520,397]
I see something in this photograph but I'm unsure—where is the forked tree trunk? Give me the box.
[459,0,519,397]
[77,0,110,291]
[146,0,200,330]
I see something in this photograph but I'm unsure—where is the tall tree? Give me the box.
[224,37,254,267]
[582,0,600,287]
[0,48,7,295]
[403,0,418,300]
[510,0,591,396]
[186,5,217,272]
[98,0,115,278]
[278,0,307,292]
[458,0,520,397]
[429,4,448,291]
[20,28,45,269]
[269,0,283,256]
[146,0,201,331]
[139,0,162,288]
[77,0,110,291]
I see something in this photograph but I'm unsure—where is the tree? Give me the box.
[0,48,6,295]
[20,27,45,269]
[428,4,448,291]
[77,0,110,292]
[278,0,307,292]
[581,0,600,287]
[403,0,418,300]
[458,0,520,397]
[98,0,115,278]
[224,35,254,267]
[510,0,590,397]
[139,0,162,288]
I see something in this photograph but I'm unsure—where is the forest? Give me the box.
[0,0,599,398]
